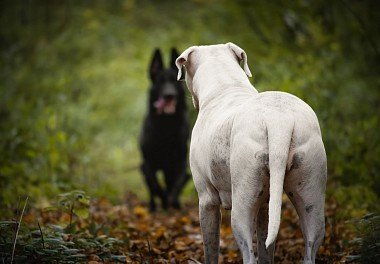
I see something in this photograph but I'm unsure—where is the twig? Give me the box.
[37,219,45,249]
[147,239,152,253]
[186,258,202,264]
[69,203,74,227]
[11,196,29,264]
[147,239,154,264]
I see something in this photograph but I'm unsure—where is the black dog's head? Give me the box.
[149,48,186,116]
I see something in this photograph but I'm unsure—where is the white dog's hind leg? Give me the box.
[199,192,221,264]
[231,172,264,263]
[284,139,327,264]
[231,194,258,264]
[230,140,268,264]
[290,187,325,264]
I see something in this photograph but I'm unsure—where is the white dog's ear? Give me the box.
[175,47,195,81]
[227,42,252,77]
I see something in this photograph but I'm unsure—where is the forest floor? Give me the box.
[15,192,355,264]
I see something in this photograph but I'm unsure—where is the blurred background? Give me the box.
[1,0,379,219]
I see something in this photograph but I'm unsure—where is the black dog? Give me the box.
[140,48,189,211]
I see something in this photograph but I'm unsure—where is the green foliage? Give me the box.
[0,220,127,263]
[347,213,380,263]
[0,191,127,263]
[0,0,379,217]
[330,185,379,220]
[44,190,91,231]
[57,191,90,221]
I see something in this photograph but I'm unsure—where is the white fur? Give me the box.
[176,43,327,264]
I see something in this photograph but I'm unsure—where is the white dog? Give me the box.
[176,43,327,264]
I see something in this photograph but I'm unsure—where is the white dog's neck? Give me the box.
[192,59,258,111]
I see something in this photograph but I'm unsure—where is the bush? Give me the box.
[347,213,380,263]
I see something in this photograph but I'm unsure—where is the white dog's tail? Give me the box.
[265,117,294,248]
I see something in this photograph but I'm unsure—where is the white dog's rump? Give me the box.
[176,43,327,264]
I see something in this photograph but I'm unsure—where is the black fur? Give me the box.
[139,48,189,211]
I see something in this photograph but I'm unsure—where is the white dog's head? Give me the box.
[175,43,252,110]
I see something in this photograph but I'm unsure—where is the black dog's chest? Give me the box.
[144,130,183,150]
[140,116,188,165]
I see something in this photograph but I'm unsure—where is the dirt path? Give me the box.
[59,193,350,263]
[13,192,353,263]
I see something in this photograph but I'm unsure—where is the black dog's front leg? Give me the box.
[164,166,190,209]
[171,172,190,209]
[141,163,167,211]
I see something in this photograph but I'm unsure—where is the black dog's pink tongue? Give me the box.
[163,100,176,114]
[154,97,166,114]
[154,97,177,114]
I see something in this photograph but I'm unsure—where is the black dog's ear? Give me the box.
[149,48,164,81]
[170,48,180,70]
